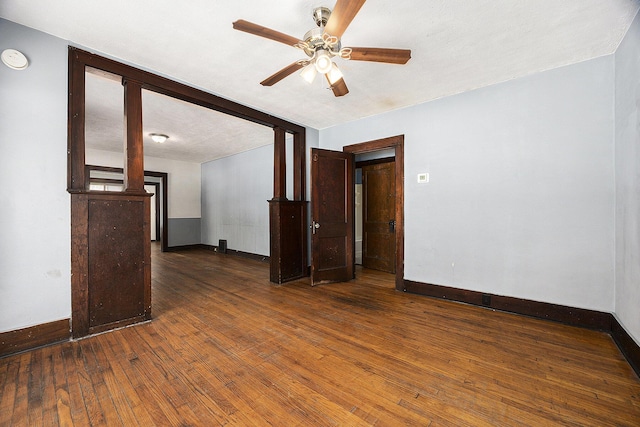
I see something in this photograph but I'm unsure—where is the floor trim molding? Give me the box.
[199,244,270,263]
[0,319,70,358]
[611,316,640,377]
[404,279,639,378]
[166,244,205,252]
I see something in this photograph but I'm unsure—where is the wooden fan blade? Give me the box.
[260,62,305,86]
[233,19,302,47]
[348,47,411,64]
[325,74,349,97]
[324,0,367,39]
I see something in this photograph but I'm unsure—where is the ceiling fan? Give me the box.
[232,0,411,97]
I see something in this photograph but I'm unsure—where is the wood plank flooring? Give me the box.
[1,244,639,426]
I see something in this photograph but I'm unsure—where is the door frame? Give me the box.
[344,135,404,290]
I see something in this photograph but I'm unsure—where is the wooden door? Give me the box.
[362,161,396,273]
[310,148,354,285]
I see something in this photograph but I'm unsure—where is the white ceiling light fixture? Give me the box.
[313,49,333,74]
[299,63,318,84]
[149,133,169,143]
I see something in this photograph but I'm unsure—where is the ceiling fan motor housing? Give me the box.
[301,7,343,60]
[302,27,341,58]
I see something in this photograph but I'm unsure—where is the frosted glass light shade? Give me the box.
[326,62,343,85]
[300,63,318,84]
[314,50,332,74]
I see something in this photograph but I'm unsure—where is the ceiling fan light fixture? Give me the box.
[233,2,412,98]
[300,63,318,84]
[326,62,343,85]
[150,133,169,144]
[314,49,333,74]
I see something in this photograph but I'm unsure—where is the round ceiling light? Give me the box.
[314,49,333,74]
[150,133,169,143]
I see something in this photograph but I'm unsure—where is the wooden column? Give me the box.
[67,49,86,192]
[293,130,305,201]
[69,53,152,338]
[273,127,287,200]
[123,79,145,192]
[269,128,308,283]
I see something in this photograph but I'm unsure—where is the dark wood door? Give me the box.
[362,161,396,273]
[310,148,354,285]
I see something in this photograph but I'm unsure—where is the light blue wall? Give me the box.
[201,128,319,257]
[201,145,273,255]
[0,19,70,331]
[320,56,616,313]
[615,11,640,345]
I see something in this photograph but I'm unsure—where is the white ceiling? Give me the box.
[2,0,638,163]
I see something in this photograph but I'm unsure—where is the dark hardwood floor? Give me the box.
[1,244,639,426]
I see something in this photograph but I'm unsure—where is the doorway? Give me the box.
[356,156,396,274]
[344,135,404,290]
[309,135,404,288]
[86,165,168,251]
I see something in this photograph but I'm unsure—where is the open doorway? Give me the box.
[69,47,306,338]
[355,152,396,273]
[86,165,168,251]
[308,136,404,288]
[344,135,405,290]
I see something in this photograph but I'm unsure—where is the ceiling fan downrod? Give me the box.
[312,6,331,27]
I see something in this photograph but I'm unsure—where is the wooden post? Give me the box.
[67,49,86,192]
[123,78,145,192]
[293,130,305,201]
[273,127,287,200]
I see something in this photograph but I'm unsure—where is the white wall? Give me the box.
[0,20,70,332]
[615,11,640,345]
[201,145,273,255]
[86,148,201,218]
[201,128,319,257]
[320,56,616,313]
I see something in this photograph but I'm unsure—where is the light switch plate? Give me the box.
[417,173,429,183]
